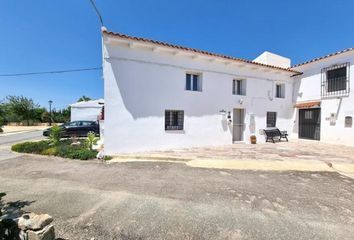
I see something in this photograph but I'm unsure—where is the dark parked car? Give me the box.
[43,121,100,138]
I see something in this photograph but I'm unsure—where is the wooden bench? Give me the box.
[264,128,288,143]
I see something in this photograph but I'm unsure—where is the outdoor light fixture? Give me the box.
[227,111,232,123]
[219,109,227,115]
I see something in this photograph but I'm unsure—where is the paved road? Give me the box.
[0,130,43,145]
[0,130,44,161]
[0,155,353,240]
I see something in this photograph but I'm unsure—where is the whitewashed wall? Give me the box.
[103,37,295,153]
[292,51,354,145]
[71,107,102,122]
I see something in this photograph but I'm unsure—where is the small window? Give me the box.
[275,84,285,98]
[186,73,202,91]
[304,110,313,120]
[165,110,184,131]
[266,112,277,128]
[345,116,352,128]
[232,79,246,95]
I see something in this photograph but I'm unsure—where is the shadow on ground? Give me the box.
[0,192,35,240]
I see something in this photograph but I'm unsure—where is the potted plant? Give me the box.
[250,135,257,144]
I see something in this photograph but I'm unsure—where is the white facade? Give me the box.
[102,31,297,154]
[102,29,354,153]
[70,99,104,122]
[292,50,354,145]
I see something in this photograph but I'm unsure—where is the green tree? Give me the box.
[33,107,47,123]
[41,111,51,123]
[52,107,70,123]
[6,95,38,126]
[0,102,6,127]
[77,96,92,102]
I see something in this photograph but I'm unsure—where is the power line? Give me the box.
[0,67,102,77]
[88,0,104,26]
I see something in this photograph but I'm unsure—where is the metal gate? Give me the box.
[299,108,321,140]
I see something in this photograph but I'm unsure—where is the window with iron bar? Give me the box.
[321,63,350,97]
[165,110,184,131]
[266,112,277,128]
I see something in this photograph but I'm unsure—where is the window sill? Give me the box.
[185,90,202,93]
[165,130,185,134]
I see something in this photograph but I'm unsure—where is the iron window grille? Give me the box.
[165,110,184,131]
[266,112,277,128]
[321,62,350,98]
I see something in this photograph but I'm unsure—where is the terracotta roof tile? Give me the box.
[102,29,301,74]
[292,47,354,68]
[294,101,321,109]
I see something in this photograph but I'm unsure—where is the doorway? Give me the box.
[233,108,245,142]
[299,108,321,140]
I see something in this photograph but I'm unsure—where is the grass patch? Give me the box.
[11,140,98,160]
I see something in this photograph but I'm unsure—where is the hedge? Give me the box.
[11,140,98,160]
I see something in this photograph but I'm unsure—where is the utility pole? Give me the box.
[48,100,53,126]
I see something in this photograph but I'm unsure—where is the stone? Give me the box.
[27,224,55,240]
[18,213,53,231]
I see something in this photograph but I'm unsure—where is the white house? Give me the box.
[291,48,354,145]
[70,99,104,122]
[101,28,354,154]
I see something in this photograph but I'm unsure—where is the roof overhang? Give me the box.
[291,47,354,69]
[294,101,321,109]
[102,29,301,75]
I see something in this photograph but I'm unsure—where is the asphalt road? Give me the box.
[0,130,43,145]
[0,130,44,161]
[0,155,353,240]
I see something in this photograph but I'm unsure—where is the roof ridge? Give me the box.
[102,29,300,74]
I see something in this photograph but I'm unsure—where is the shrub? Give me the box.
[57,145,97,160]
[85,131,98,150]
[11,140,97,160]
[103,155,113,161]
[11,140,50,154]
[41,147,58,156]
[49,124,62,145]
[67,149,97,160]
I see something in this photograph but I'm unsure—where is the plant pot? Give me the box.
[250,135,257,144]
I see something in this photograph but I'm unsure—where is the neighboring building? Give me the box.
[70,99,104,122]
[291,48,354,145]
[101,28,354,153]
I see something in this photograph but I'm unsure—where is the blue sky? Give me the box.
[1,0,353,109]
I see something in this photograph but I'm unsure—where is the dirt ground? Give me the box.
[0,154,353,240]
